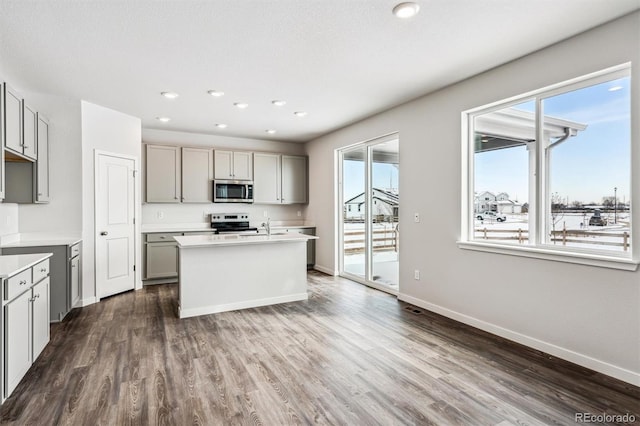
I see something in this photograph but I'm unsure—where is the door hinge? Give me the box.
[133,265,136,272]
[133,170,137,177]
[133,217,136,224]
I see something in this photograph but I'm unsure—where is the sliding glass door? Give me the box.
[339,135,399,293]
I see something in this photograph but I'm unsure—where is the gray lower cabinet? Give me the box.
[2,242,81,322]
[3,259,50,399]
[144,231,215,282]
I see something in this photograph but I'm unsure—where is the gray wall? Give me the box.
[305,12,640,384]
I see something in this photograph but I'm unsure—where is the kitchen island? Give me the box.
[174,232,318,318]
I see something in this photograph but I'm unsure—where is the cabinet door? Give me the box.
[232,151,253,180]
[145,243,178,279]
[253,153,280,203]
[4,84,22,155]
[4,290,31,398]
[71,256,80,308]
[146,145,181,203]
[0,85,4,200]
[281,155,307,204]
[32,278,49,361]
[214,150,233,179]
[35,114,50,202]
[182,147,213,203]
[22,103,37,160]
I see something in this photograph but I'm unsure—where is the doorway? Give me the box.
[339,134,399,294]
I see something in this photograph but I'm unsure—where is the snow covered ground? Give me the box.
[474,212,631,252]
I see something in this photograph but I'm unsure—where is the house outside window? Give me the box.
[461,64,633,268]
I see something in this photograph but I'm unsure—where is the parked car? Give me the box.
[589,210,607,226]
[476,211,506,222]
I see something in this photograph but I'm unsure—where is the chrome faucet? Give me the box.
[261,217,271,236]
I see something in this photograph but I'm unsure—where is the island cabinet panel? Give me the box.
[181,147,213,203]
[214,150,253,180]
[253,153,281,203]
[145,145,181,203]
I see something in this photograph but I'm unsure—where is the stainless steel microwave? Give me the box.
[213,180,254,203]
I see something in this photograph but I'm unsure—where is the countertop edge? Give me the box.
[0,253,53,279]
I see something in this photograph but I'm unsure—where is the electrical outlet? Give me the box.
[414,213,420,223]
[157,211,164,220]
[263,211,269,217]
[203,211,210,219]
[297,211,302,217]
[414,270,420,280]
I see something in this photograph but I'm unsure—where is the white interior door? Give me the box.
[96,153,136,298]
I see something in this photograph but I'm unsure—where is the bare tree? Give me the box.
[602,196,615,208]
[571,200,583,209]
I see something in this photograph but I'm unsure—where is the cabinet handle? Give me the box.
[23,145,29,149]
[40,268,46,272]
[36,293,40,298]
[72,264,77,268]
[100,231,108,236]
[174,196,179,200]
[19,280,27,285]
[160,236,166,239]
[38,193,43,196]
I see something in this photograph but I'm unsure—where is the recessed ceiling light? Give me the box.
[293,111,308,117]
[156,117,171,122]
[161,91,179,99]
[266,129,277,134]
[234,102,249,109]
[208,90,224,97]
[215,123,228,129]
[272,100,286,106]
[608,86,623,92]
[392,2,420,18]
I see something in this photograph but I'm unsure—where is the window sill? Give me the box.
[457,241,638,271]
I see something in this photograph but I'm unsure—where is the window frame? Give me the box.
[459,63,637,271]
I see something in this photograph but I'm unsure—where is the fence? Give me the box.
[474,226,630,251]
[344,228,399,254]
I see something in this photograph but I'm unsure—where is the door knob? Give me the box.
[100,231,108,236]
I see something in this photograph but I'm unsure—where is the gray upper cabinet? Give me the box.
[253,153,307,204]
[214,150,253,180]
[35,114,50,203]
[21,102,37,160]
[0,82,5,200]
[3,83,22,156]
[181,147,213,203]
[281,155,307,204]
[253,153,281,203]
[145,144,181,203]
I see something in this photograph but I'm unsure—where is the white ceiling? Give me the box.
[0,0,638,143]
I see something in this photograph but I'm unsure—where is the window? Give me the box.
[462,65,633,267]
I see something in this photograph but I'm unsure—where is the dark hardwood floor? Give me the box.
[1,271,638,425]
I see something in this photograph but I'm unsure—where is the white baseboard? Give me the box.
[398,293,640,386]
[313,264,337,276]
[179,292,309,319]
[79,296,98,307]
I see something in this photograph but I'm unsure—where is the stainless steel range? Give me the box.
[210,213,258,234]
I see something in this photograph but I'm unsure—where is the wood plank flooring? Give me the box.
[1,271,638,425]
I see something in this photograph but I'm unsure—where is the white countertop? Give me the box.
[0,233,82,248]
[0,253,53,279]
[175,232,318,248]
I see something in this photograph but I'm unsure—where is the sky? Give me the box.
[343,161,398,201]
[475,75,631,205]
